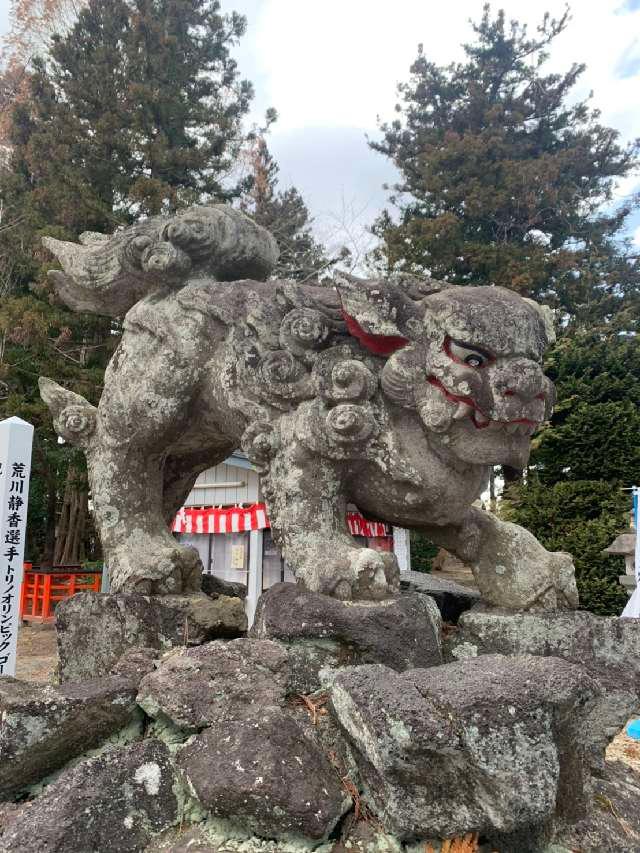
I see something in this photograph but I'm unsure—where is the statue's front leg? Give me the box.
[262,448,399,601]
[419,507,578,611]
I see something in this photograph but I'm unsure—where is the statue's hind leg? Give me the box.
[40,331,211,594]
[87,445,203,594]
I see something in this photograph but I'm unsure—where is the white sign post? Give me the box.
[622,486,640,619]
[0,417,34,676]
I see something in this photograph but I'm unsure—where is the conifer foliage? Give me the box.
[0,0,255,562]
[241,135,329,280]
[10,0,252,225]
[372,5,639,329]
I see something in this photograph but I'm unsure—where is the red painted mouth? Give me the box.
[427,376,540,435]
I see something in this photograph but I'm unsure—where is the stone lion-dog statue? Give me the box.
[39,205,578,610]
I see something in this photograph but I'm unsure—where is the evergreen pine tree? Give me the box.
[0,0,254,562]
[371,6,640,329]
[503,330,640,614]
[10,0,252,224]
[241,135,329,280]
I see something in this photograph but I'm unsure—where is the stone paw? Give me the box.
[111,543,203,595]
[324,548,400,602]
[551,551,579,609]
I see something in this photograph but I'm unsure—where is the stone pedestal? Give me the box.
[249,582,443,692]
[400,569,480,622]
[447,606,640,770]
[55,591,246,682]
[2,587,639,852]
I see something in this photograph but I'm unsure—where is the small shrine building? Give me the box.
[172,452,411,624]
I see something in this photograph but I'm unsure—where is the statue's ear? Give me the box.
[335,274,422,356]
[39,377,97,447]
[523,297,556,345]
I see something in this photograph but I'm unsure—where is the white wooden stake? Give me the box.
[246,529,263,629]
[0,417,34,676]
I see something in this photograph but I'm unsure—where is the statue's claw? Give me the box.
[313,548,400,602]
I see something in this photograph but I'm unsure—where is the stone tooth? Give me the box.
[473,410,490,426]
[453,402,474,421]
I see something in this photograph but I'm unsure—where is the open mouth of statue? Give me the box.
[427,377,539,436]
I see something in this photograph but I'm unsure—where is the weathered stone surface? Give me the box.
[449,607,640,769]
[137,639,290,731]
[250,583,442,679]
[177,707,346,841]
[0,675,141,801]
[469,513,578,610]
[201,573,247,600]
[554,759,640,852]
[450,606,640,672]
[144,827,220,852]
[0,739,179,852]
[39,206,575,611]
[331,655,599,841]
[56,591,246,682]
[400,570,480,622]
[110,645,159,680]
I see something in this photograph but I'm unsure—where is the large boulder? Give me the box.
[56,591,247,682]
[176,706,347,841]
[449,607,640,770]
[0,739,180,853]
[0,675,142,801]
[250,583,442,688]
[330,655,599,847]
[201,573,246,600]
[400,570,480,623]
[554,759,640,852]
[137,639,290,731]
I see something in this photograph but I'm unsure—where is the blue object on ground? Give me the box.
[626,719,640,739]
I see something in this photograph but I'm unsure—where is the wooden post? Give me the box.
[246,529,263,629]
[0,417,34,675]
[393,527,412,573]
[42,573,52,620]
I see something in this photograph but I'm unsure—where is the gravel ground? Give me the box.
[607,723,640,774]
[14,624,58,683]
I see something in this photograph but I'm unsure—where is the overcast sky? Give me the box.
[2,0,640,254]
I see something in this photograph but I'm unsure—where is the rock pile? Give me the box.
[0,584,639,853]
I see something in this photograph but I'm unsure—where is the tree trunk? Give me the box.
[42,470,58,567]
[54,467,88,565]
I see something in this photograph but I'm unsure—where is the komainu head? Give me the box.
[338,276,556,470]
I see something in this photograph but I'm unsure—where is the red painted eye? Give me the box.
[445,338,492,368]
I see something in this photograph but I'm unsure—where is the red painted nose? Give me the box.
[504,389,546,402]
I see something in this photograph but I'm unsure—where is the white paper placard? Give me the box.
[0,417,34,676]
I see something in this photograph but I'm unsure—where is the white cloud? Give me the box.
[240,0,640,146]
[2,1,639,241]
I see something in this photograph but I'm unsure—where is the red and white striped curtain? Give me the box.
[346,512,389,538]
[172,503,389,538]
[172,503,268,535]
